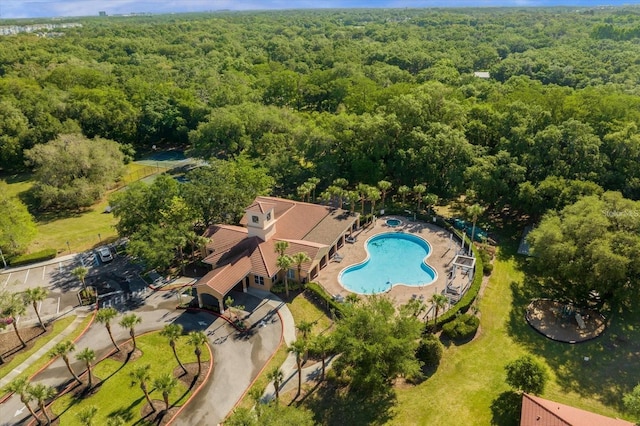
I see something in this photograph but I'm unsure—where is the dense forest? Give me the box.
[2,7,640,217]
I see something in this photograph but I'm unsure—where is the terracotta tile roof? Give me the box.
[245,200,276,214]
[303,209,357,245]
[196,256,252,299]
[521,394,634,426]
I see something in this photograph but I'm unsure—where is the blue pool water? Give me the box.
[339,233,437,294]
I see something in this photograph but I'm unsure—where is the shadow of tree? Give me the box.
[490,390,521,426]
[301,382,396,426]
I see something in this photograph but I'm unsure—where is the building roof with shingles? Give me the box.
[520,393,634,426]
[202,197,356,285]
[195,256,252,299]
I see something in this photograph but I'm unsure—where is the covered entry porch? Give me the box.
[195,257,251,314]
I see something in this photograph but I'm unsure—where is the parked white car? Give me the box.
[97,246,113,263]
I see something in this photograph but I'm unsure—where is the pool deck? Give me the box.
[316,216,472,318]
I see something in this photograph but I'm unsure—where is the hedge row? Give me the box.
[306,282,345,318]
[9,249,57,267]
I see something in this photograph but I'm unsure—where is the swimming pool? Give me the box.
[386,218,402,227]
[339,233,437,294]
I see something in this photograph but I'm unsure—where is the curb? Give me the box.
[224,308,285,421]
[166,342,214,425]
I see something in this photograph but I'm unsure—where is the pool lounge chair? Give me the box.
[346,235,357,244]
[332,253,344,262]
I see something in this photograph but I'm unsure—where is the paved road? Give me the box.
[173,292,283,426]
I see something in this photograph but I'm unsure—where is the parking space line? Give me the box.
[23,269,29,284]
[42,266,46,280]
[37,301,42,313]
[56,297,60,314]
[59,262,63,272]
[2,273,11,289]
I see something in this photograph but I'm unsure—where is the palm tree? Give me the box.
[2,292,27,348]
[161,324,187,375]
[29,383,56,425]
[4,377,39,424]
[153,372,178,411]
[296,183,311,202]
[357,183,369,215]
[306,177,320,202]
[368,186,381,216]
[467,203,486,254]
[76,406,98,426]
[266,367,284,401]
[76,347,96,389]
[273,240,289,257]
[106,415,125,426]
[119,313,142,352]
[413,184,427,211]
[24,287,48,331]
[296,320,313,341]
[424,193,439,216]
[71,266,89,290]
[187,331,207,377]
[49,340,81,384]
[378,180,392,209]
[312,334,331,381]
[398,185,410,207]
[0,320,6,364]
[430,294,449,324]
[328,185,346,209]
[276,255,293,298]
[288,339,306,398]
[96,307,120,351]
[291,251,311,285]
[130,364,155,411]
[345,190,359,216]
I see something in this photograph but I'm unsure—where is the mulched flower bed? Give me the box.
[0,324,49,363]
[525,299,606,343]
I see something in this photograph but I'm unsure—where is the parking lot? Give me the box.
[0,247,147,327]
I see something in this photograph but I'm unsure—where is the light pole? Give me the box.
[98,233,102,243]
[66,241,71,253]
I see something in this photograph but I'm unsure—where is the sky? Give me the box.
[1,0,637,19]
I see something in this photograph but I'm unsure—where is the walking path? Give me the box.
[0,310,91,389]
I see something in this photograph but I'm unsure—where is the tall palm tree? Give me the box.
[291,251,311,285]
[2,292,27,347]
[266,367,284,401]
[130,364,155,411]
[153,372,178,411]
[288,339,306,398]
[306,177,320,202]
[0,320,6,364]
[273,240,289,257]
[346,190,359,216]
[76,347,96,389]
[3,377,39,424]
[296,183,311,202]
[71,266,89,290]
[296,320,313,341]
[29,383,56,426]
[24,287,48,331]
[276,255,293,298]
[467,203,486,254]
[357,183,369,215]
[312,334,331,381]
[329,185,346,209]
[378,180,392,209]
[398,185,410,207]
[413,184,427,211]
[430,294,449,324]
[368,186,381,216]
[49,340,81,384]
[76,406,98,426]
[119,313,142,352]
[96,307,120,352]
[424,193,439,216]
[161,324,187,375]
[187,331,207,377]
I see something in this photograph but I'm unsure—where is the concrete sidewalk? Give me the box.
[0,309,91,389]
[0,253,79,274]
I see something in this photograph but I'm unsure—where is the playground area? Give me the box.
[525,299,606,343]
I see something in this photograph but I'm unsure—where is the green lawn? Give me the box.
[51,331,210,426]
[2,162,168,255]
[0,315,77,381]
[390,246,637,425]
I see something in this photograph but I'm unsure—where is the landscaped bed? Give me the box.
[50,331,211,425]
[525,299,606,343]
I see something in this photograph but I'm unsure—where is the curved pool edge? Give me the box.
[338,232,439,295]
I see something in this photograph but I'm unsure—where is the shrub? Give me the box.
[442,313,480,340]
[306,282,345,318]
[416,334,444,368]
[271,280,303,294]
[9,249,57,267]
[505,355,548,395]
